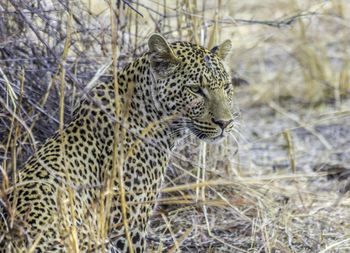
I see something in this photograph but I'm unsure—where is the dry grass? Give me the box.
[1,0,350,252]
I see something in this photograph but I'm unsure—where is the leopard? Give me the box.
[0,34,238,252]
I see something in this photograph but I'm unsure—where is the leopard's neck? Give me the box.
[117,57,175,150]
[76,56,175,159]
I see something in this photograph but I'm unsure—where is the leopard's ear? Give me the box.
[148,34,179,78]
[210,39,232,60]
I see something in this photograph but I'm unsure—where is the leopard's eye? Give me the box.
[188,85,202,94]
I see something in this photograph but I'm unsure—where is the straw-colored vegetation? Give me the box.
[1,0,350,252]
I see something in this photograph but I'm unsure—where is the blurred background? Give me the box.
[1,0,350,252]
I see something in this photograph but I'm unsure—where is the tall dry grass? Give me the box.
[1,0,350,252]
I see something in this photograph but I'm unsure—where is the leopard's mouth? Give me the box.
[188,118,237,142]
[188,122,224,141]
[171,118,234,142]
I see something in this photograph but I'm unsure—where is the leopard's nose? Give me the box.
[212,118,233,129]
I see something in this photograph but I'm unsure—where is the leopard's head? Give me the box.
[148,34,239,142]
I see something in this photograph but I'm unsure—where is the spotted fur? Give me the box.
[0,34,238,252]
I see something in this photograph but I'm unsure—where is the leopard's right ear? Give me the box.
[148,34,180,78]
[210,39,232,60]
